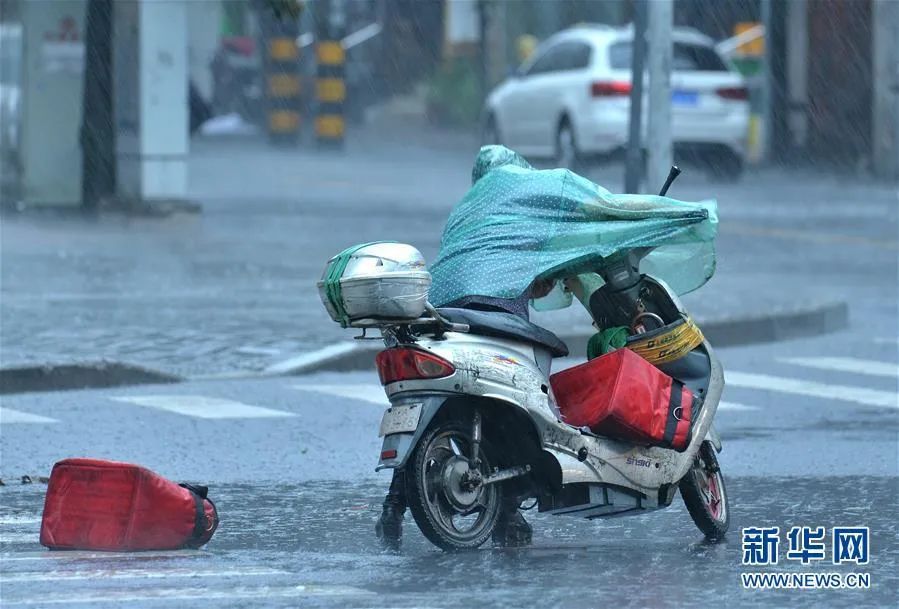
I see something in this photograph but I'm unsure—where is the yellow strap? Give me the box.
[628,317,704,365]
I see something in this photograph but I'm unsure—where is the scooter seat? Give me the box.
[436,308,569,358]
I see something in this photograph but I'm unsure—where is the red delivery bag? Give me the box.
[40,458,218,551]
[550,348,695,451]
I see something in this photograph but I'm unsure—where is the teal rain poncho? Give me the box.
[429,146,718,307]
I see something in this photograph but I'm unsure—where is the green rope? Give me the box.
[323,241,396,327]
[587,326,629,359]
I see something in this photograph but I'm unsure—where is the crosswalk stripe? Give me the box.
[0,408,58,424]
[265,343,359,375]
[110,396,295,419]
[292,384,388,406]
[727,371,899,409]
[718,401,758,412]
[779,357,899,378]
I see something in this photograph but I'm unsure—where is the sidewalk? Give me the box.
[1,120,894,380]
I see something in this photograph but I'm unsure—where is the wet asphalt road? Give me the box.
[1,332,897,608]
[2,132,896,375]
[1,477,896,608]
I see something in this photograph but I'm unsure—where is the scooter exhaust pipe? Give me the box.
[479,465,531,487]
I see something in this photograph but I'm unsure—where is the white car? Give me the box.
[483,24,750,180]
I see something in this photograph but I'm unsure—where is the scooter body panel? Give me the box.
[376,329,724,519]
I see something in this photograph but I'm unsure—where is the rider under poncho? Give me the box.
[430,145,718,311]
[376,145,719,549]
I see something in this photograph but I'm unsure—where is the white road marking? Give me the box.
[0,408,58,424]
[235,346,282,356]
[717,401,758,412]
[1,584,372,605]
[727,371,899,409]
[264,343,359,375]
[779,356,899,379]
[0,566,286,583]
[292,384,388,406]
[110,395,295,419]
[873,337,899,345]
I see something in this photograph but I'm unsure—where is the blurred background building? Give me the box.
[0,0,896,210]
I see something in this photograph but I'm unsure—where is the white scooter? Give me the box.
[321,244,728,552]
[319,167,729,552]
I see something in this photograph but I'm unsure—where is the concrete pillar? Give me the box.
[115,0,188,203]
[872,0,899,180]
[786,0,808,151]
[484,0,507,87]
[19,0,87,206]
[646,0,673,193]
[533,0,562,40]
[760,0,772,162]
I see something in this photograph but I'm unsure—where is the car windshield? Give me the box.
[608,41,729,72]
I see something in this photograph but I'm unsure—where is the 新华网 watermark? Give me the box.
[741,525,871,590]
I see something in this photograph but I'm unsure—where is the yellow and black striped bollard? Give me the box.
[260,9,301,145]
[315,40,345,147]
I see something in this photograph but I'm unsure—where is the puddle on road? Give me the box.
[1,478,896,608]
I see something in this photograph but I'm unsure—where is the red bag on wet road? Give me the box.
[550,348,695,451]
[40,458,218,551]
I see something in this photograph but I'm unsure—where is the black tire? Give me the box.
[405,419,504,551]
[679,441,730,540]
[555,118,584,172]
[482,113,501,146]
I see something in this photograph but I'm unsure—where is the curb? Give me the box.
[0,301,849,395]
[271,300,851,375]
[0,198,202,218]
[0,362,182,396]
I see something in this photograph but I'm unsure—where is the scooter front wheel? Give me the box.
[679,441,730,540]
[405,420,503,551]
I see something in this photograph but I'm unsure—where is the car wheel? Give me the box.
[555,120,583,172]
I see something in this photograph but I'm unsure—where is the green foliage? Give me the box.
[426,58,482,127]
[730,57,762,78]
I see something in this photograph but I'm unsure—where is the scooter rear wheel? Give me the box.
[405,420,503,551]
[679,441,730,540]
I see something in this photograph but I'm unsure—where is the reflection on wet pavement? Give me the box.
[2,476,896,608]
